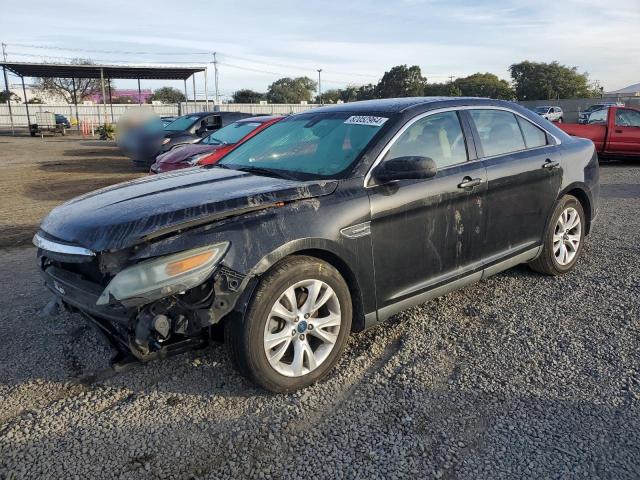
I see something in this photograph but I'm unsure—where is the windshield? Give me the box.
[585,105,605,113]
[164,115,200,131]
[217,112,389,179]
[534,107,550,114]
[202,121,262,145]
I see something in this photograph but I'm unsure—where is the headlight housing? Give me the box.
[161,137,171,145]
[96,243,229,305]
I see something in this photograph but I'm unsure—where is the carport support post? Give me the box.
[107,79,115,124]
[99,68,107,125]
[20,76,31,129]
[192,75,197,111]
[71,77,80,132]
[204,68,209,111]
[2,65,14,134]
[137,78,142,106]
[183,79,188,114]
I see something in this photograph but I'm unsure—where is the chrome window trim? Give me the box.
[364,105,562,188]
[33,233,95,257]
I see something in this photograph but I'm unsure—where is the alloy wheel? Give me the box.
[553,206,581,266]
[263,279,342,377]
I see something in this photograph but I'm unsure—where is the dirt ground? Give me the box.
[0,132,145,248]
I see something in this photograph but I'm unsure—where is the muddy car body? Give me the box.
[35,97,599,392]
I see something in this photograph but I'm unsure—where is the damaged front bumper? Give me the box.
[37,239,254,370]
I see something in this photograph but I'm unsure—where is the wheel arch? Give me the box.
[246,239,366,332]
[560,183,593,234]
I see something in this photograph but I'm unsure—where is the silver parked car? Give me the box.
[534,106,564,123]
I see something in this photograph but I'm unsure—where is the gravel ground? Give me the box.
[0,162,639,479]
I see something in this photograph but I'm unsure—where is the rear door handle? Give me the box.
[615,129,623,133]
[542,159,560,170]
[458,177,483,189]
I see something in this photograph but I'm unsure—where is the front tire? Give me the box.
[529,195,585,275]
[225,256,352,392]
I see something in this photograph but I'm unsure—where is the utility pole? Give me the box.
[317,69,323,105]
[2,42,15,134]
[212,52,219,105]
[448,75,455,83]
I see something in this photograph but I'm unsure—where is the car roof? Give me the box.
[306,97,510,114]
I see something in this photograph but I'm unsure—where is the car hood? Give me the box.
[40,168,338,252]
[155,144,222,165]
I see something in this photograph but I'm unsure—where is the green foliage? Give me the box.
[96,123,115,140]
[424,82,462,97]
[267,77,317,104]
[150,87,186,104]
[454,73,514,99]
[374,65,427,98]
[509,61,599,100]
[232,89,266,103]
[315,88,342,104]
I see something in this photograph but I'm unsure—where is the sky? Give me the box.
[2,0,639,99]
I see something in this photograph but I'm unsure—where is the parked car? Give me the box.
[54,114,71,129]
[534,106,564,123]
[557,106,640,157]
[578,102,624,124]
[150,116,284,174]
[120,112,252,169]
[34,97,599,392]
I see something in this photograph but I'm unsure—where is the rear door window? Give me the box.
[384,111,468,168]
[517,117,547,148]
[469,110,526,157]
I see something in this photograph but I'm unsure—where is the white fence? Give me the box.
[0,102,320,127]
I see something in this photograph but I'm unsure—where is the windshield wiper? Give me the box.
[235,166,296,180]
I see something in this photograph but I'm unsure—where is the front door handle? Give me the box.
[615,129,623,133]
[542,159,560,170]
[458,177,483,189]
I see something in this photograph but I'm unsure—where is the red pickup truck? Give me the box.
[557,106,640,157]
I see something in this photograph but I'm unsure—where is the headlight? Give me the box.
[96,243,229,305]
[162,138,171,145]
[186,153,210,166]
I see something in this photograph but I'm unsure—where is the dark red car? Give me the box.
[150,116,283,173]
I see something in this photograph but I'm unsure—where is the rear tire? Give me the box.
[225,256,352,392]
[529,195,585,276]
[558,117,564,123]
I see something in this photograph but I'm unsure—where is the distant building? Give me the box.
[604,82,640,97]
[89,88,153,103]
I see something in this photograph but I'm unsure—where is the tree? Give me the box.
[374,65,427,98]
[150,87,186,104]
[315,88,343,104]
[453,73,514,99]
[424,82,462,97]
[266,77,316,104]
[232,89,266,103]
[0,91,20,103]
[35,58,110,103]
[509,61,598,100]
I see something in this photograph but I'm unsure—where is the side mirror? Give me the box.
[373,156,438,183]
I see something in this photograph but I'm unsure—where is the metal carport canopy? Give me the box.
[0,61,204,80]
[0,61,207,133]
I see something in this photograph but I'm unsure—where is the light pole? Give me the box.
[317,69,323,105]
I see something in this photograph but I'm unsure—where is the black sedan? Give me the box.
[34,97,599,392]
[119,111,251,169]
